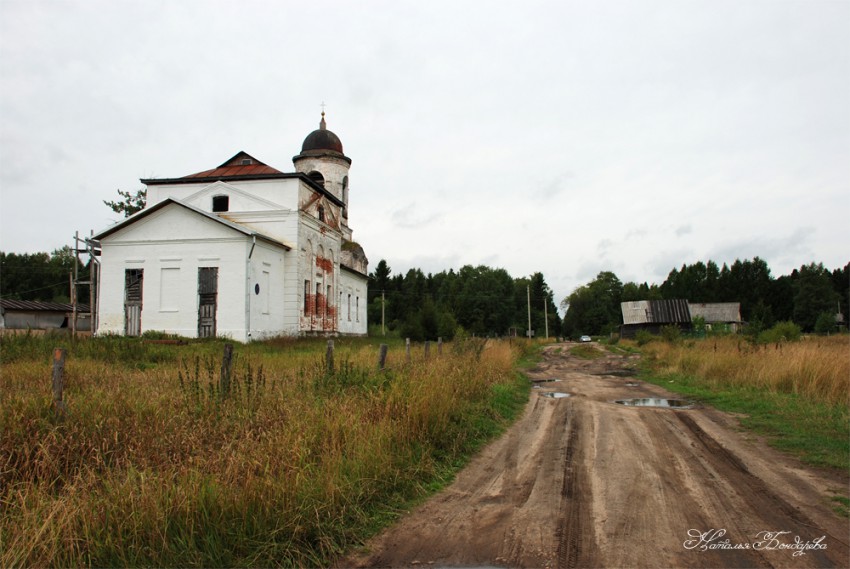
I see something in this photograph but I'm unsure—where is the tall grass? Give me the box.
[640,335,849,406]
[1,335,531,567]
[634,335,849,470]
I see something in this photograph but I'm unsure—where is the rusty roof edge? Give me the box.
[141,172,301,185]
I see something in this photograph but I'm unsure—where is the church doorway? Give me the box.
[198,267,218,338]
[124,268,143,336]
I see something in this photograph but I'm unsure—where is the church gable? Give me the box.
[182,181,292,214]
[95,199,289,249]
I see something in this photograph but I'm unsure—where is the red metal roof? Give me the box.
[182,151,283,179]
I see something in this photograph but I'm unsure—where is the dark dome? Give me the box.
[302,128,343,154]
[300,112,344,155]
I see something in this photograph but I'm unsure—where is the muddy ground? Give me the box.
[339,343,849,568]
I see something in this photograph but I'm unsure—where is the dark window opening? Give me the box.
[241,158,252,165]
[318,205,325,222]
[212,195,229,212]
[307,171,325,187]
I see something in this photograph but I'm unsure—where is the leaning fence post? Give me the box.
[406,338,411,362]
[326,339,335,374]
[220,343,233,398]
[52,348,67,417]
[378,344,388,370]
[424,341,430,359]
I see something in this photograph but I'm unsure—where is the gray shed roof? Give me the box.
[621,299,691,325]
[0,299,90,313]
[688,303,742,323]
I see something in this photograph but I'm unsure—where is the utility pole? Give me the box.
[544,297,549,339]
[527,285,532,339]
[381,290,386,336]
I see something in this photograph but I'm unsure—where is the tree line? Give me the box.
[561,258,849,337]
[0,248,87,304]
[367,260,560,340]
[5,247,845,338]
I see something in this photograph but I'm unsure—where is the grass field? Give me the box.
[633,335,849,472]
[1,334,533,567]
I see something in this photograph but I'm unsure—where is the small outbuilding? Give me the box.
[688,302,743,333]
[0,299,91,332]
[620,299,692,339]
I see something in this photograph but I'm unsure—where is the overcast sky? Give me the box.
[2,0,848,306]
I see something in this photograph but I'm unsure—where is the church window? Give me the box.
[356,296,360,322]
[212,195,229,212]
[318,205,325,222]
[315,283,321,316]
[304,280,310,314]
[342,176,349,218]
[347,294,352,321]
[307,171,325,187]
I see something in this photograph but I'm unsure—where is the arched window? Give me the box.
[307,171,324,187]
[342,176,349,218]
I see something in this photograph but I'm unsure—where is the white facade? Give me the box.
[93,116,368,341]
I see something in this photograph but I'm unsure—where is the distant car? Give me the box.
[579,335,592,343]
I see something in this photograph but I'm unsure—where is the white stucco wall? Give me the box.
[96,204,290,342]
[338,267,368,335]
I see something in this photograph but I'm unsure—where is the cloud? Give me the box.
[390,203,443,229]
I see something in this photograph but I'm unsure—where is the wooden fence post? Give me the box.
[52,348,68,417]
[378,344,388,370]
[221,343,233,398]
[406,338,411,362]
[326,339,335,374]
[424,341,430,359]
[438,337,443,356]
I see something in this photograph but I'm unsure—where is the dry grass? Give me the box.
[1,336,529,567]
[639,335,849,406]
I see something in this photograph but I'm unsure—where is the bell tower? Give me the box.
[293,112,352,232]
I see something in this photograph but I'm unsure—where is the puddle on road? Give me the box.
[615,398,694,409]
[539,392,571,399]
[593,370,636,377]
[624,382,640,387]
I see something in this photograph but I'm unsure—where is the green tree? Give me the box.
[793,263,839,332]
[814,311,836,334]
[622,281,662,302]
[561,271,623,337]
[0,247,82,302]
[104,188,147,217]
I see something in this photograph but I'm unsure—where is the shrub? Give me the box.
[757,321,802,344]
[661,325,682,344]
[814,311,837,335]
[635,330,655,346]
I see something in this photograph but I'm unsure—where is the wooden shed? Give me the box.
[620,299,692,338]
[0,300,91,332]
[688,302,743,333]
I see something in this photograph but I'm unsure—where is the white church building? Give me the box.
[93,113,368,341]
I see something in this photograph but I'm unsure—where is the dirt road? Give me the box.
[340,343,849,568]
